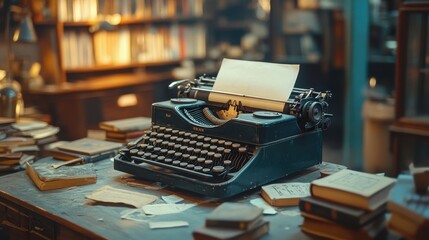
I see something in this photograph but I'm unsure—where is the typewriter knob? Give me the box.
[307,102,323,124]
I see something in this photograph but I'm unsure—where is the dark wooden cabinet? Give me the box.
[390,2,429,175]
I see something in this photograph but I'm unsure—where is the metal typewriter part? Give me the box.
[114,75,333,198]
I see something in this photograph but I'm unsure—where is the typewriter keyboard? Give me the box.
[118,125,255,180]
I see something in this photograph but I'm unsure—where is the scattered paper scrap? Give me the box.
[250,198,277,215]
[121,209,149,223]
[85,185,158,208]
[142,203,196,215]
[161,195,184,204]
[280,210,301,217]
[149,221,189,229]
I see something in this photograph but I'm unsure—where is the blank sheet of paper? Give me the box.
[209,58,299,112]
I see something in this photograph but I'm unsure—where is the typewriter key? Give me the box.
[202,168,210,173]
[164,158,172,164]
[137,151,145,157]
[187,164,195,169]
[189,156,197,162]
[194,166,203,171]
[180,162,188,167]
[129,149,139,155]
[172,160,181,166]
[212,166,225,173]
[143,152,151,158]
[157,156,165,162]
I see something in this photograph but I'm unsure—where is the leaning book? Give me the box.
[310,169,396,210]
[26,157,97,191]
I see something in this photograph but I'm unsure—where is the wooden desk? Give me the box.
[0,161,345,240]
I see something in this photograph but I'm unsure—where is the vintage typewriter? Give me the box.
[114,75,332,198]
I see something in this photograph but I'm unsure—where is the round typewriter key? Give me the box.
[200,150,208,156]
[194,166,203,171]
[137,151,145,157]
[190,133,198,139]
[184,132,191,138]
[170,136,178,142]
[207,152,215,158]
[142,136,150,142]
[150,154,158,160]
[164,158,172,164]
[153,147,161,152]
[223,149,231,154]
[165,128,173,133]
[167,150,175,156]
[174,144,182,150]
[155,139,163,145]
[150,132,157,137]
[217,147,225,153]
[180,145,188,151]
[186,147,194,153]
[197,135,204,141]
[127,142,137,148]
[172,160,180,165]
[159,126,166,132]
[174,152,183,159]
[160,149,168,155]
[164,134,171,140]
[152,125,160,131]
[196,142,204,148]
[224,160,232,166]
[172,129,179,135]
[210,138,219,144]
[204,160,213,166]
[209,145,217,151]
[232,143,241,149]
[161,141,169,147]
[143,152,152,158]
[149,138,157,143]
[203,137,212,142]
[178,131,186,136]
[157,133,165,138]
[213,166,225,173]
[189,156,197,162]
[139,143,148,149]
[120,147,130,153]
[182,154,190,160]
[176,137,184,143]
[157,156,165,162]
[238,147,247,153]
[197,158,205,164]
[180,162,188,167]
[214,153,222,159]
[202,168,211,173]
[146,145,154,151]
[167,142,175,149]
[218,140,225,145]
[193,148,201,154]
[224,141,232,147]
[203,143,210,149]
[187,164,195,169]
[189,140,197,146]
[182,138,190,144]
[129,149,139,155]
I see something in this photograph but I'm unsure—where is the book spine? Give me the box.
[299,198,360,228]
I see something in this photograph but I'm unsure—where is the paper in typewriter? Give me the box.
[209,58,299,115]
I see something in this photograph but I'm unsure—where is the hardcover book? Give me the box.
[26,157,97,191]
[387,174,429,239]
[310,169,396,210]
[205,202,263,230]
[301,214,386,240]
[99,117,151,132]
[57,138,122,156]
[261,182,310,207]
[193,219,269,240]
[299,196,386,228]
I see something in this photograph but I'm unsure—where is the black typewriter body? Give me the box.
[114,99,324,198]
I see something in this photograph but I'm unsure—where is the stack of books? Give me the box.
[387,174,429,239]
[0,118,59,174]
[299,169,396,240]
[193,202,269,240]
[99,117,152,143]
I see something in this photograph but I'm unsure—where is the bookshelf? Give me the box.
[32,0,207,85]
[27,0,209,140]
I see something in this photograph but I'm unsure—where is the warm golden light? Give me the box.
[117,94,138,107]
[369,77,376,88]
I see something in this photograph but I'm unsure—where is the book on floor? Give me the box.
[387,174,429,239]
[310,169,396,210]
[261,182,310,207]
[205,202,263,230]
[299,196,386,228]
[193,219,269,240]
[301,212,386,240]
[26,157,97,191]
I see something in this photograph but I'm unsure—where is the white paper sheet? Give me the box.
[209,58,299,112]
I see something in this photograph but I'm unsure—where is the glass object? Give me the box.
[0,73,23,119]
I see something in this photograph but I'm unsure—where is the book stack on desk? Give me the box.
[193,202,269,240]
[386,174,429,239]
[0,119,60,174]
[99,117,152,143]
[299,169,396,240]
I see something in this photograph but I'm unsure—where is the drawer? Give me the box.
[31,213,55,239]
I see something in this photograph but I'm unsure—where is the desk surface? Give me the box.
[0,160,348,239]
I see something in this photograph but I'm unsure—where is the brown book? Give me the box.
[205,202,263,230]
[261,182,310,207]
[193,219,269,240]
[310,169,396,210]
[105,129,147,139]
[57,138,122,156]
[99,117,151,132]
[26,157,97,191]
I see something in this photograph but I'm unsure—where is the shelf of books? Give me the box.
[33,0,208,85]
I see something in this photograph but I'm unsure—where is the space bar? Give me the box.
[131,156,213,179]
